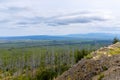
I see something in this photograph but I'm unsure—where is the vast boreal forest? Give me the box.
[0,39,112,80]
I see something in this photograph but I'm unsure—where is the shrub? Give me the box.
[102,66,108,71]
[74,49,91,63]
[35,69,56,80]
[98,73,104,80]
[84,54,93,59]
[34,64,69,80]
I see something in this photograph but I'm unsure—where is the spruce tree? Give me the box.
[113,37,119,44]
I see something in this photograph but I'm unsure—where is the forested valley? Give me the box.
[0,39,112,80]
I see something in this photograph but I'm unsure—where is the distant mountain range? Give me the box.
[0,33,119,40]
[0,35,72,40]
[67,33,120,39]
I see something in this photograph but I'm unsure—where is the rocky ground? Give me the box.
[56,42,120,80]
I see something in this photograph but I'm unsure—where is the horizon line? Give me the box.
[0,32,119,37]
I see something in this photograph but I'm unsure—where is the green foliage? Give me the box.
[13,76,31,80]
[102,66,108,71]
[98,73,104,80]
[84,54,93,59]
[34,64,69,80]
[35,69,56,80]
[109,47,120,55]
[112,37,119,44]
[74,49,92,63]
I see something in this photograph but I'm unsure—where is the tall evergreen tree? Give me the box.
[113,37,119,44]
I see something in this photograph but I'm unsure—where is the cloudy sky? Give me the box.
[0,0,120,36]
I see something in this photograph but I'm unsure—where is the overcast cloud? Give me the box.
[0,0,120,36]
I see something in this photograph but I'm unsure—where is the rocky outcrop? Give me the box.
[56,42,120,80]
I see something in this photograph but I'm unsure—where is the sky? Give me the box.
[0,0,120,36]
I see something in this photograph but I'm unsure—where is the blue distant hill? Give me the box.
[0,35,73,40]
[0,33,119,40]
[67,33,120,40]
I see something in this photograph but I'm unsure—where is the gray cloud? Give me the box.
[16,12,111,26]
[8,7,26,11]
[17,17,45,26]
[98,26,120,31]
[46,16,108,26]
[0,7,27,13]
[0,19,10,23]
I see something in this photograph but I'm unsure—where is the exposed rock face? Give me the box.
[56,42,120,80]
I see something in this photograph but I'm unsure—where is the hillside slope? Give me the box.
[56,42,120,80]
